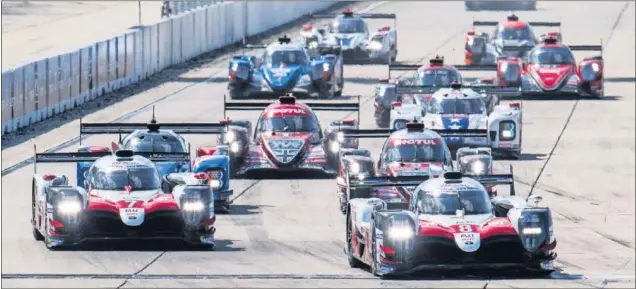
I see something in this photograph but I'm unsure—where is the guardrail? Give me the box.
[162,0,221,18]
[1,1,342,136]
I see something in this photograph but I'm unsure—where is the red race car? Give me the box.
[196,94,361,178]
[500,37,604,98]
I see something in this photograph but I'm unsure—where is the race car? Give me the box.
[227,35,344,99]
[457,147,499,197]
[31,149,224,249]
[418,82,523,159]
[198,94,360,178]
[517,37,604,98]
[465,0,537,11]
[344,171,556,277]
[374,56,521,127]
[465,14,561,65]
[78,114,235,212]
[310,9,397,64]
[335,122,456,213]
[388,93,428,130]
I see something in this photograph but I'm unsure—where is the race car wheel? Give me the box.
[32,190,44,241]
[370,220,381,277]
[346,209,364,268]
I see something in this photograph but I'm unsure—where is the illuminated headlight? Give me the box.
[231,63,238,71]
[468,37,474,46]
[330,141,340,153]
[591,62,600,72]
[323,63,330,71]
[209,179,221,189]
[224,131,236,143]
[230,142,240,153]
[389,226,414,239]
[336,132,345,143]
[471,161,486,175]
[368,42,382,51]
[309,41,319,49]
[522,227,543,235]
[183,201,205,212]
[57,201,82,215]
[500,61,508,71]
[349,162,361,174]
[499,121,516,141]
[297,74,311,86]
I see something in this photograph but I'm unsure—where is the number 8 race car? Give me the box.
[345,171,556,277]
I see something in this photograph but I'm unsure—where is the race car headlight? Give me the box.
[388,226,414,239]
[297,74,311,86]
[209,179,221,189]
[500,61,508,72]
[336,131,345,143]
[230,142,241,153]
[183,201,205,212]
[330,141,341,153]
[349,162,361,174]
[368,41,382,51]
[591,62,600,72]
[57,201,82,215]
[309,41,319,49]
[499,121,516,141]
[468,37,474,46]
[224,131,236,143]
[323,63,330,71]
[471,161,486,175]
[500,63,520,82]
[581,63,601,81]
[518,209,552,252]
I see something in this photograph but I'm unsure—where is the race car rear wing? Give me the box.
[341,129,395,138]
[223,95,362,121]
[311,12,397,32]
[388,63,498,78]
[33,147,191,173]
[348,175,431,209]
[463,165,516,195]
[394,84,521,98]
[78,106,227,144]
[472,21,561,27]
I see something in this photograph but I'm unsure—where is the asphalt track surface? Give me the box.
[2,1,635,288]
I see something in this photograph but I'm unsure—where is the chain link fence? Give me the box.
[161,0,221,18]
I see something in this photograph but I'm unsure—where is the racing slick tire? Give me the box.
[32,187,44,241]
[346,208,365,268]
[228,87,247,100]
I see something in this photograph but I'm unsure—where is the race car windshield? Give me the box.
[385,142,446,163]
[498,26,533,41]
[265,50,308,66]
[432,98,486,115]
[418,189,492,215]
[258,116,319,132]
[417,70,458,86]
[91,167,161,191]
[122,134,186,153]
[333,19,365,33]
[528,47,574,64]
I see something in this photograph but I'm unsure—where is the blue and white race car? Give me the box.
[227,35,344,99]
[418,82,523,159]
[310,9,397,64]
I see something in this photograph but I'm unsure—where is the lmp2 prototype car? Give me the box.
[79,115,235,212]
[345,171,556,277]
[31,149,225,249]
[515,37,604,98]
[199,94,360,178]
[309,9,397,64]
[465,0,537,11]
[374,56,521,127]
[227,35,344,99]
[336,122,456,213]
[465,14,561,65]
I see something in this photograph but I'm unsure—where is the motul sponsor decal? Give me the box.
[390,138,438,146]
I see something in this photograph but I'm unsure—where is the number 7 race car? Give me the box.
[344,171,556,277]
[78,115,235,212]
[31,149,225,249]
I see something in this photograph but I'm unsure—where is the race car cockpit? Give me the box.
[427,97,487,115]
[416,186,492,215]
[264,49,309,66]
[332,17,367,34]
[528,47,574,65]
[88,161,162,191]
[384,140,447,163]
[415,69,461,86]
[121,131,187,153]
